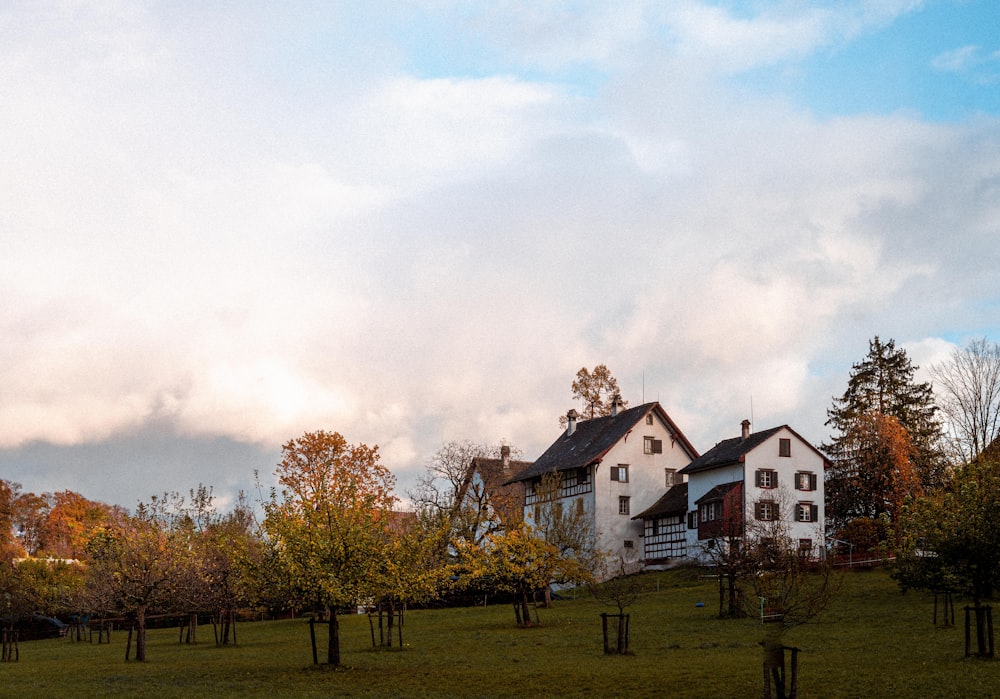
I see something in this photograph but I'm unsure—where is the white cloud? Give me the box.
[0,1,998,507]
[932,44,981,72]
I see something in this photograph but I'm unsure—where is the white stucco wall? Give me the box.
[591,412,694,559]
[742,428,826,551]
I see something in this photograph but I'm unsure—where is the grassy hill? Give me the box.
[2,568,996,698]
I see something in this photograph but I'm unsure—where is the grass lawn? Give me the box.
[2,568,996,698]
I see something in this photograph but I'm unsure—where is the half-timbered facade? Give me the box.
[507,399,699,579]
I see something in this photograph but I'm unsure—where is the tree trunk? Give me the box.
[135,607,147,662]
[519,590,532,627]
[327,608,341,666]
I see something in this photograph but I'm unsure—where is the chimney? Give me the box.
[741,419,751,441]
[501,445,511,467]
[611,394,625,417]
[566,409,580,437]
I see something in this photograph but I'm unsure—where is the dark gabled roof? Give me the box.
[694,481,742,505]
[507,402,699,484]
[633,482,688,520]
[678,426,785,475]
[457,456,532,502]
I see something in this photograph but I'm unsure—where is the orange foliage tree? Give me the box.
[261,430,397,666]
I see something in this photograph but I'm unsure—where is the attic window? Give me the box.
[779,438,791,457]
[645,414,654,425]
[644,436,663,454]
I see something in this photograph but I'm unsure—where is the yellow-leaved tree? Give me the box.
[261,430,396,666]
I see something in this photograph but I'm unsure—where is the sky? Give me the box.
[2,0,1000,512]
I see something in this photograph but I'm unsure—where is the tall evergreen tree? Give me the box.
[824,337,945,531]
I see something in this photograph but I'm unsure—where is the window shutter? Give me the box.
[773,503,780,520]
[611,468,619,482]
[652,439,663,454]
[795,504,803,521]
[811,504,819,522]
[755,503,764,520]
[755,470,764,487]
[809,473,818,491]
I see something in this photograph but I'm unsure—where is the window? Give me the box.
[576,467,589,485]
[665,468,678,487]
[611,464,629,482]
[624,539,635,549]
[755,501,778,521]
[700,501,721,523]
[795,503,819,523]
[618,496,631,515]
[798,539,813,556]
[795,471,817,491]
[646,414,654,425]
[644,436,663,454]
[779,438,791,457]
[687,511,698,529]
[755,469,777,489]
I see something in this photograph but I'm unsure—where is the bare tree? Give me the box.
[589,549,644,654]
[931,338,1000,463]
[408,441,524,546]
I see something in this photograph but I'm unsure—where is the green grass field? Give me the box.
[2,569,996,698]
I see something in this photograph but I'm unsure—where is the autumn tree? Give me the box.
[37,491,116,560]
[85,498,191,662]
[367,513,451,648]
[12,493,49,559]
[559,364,627,427]
[169,486,257,646]
[261,430,397,666]
[825,337,945,532]
[825,413,922,540]
[897,455,1000,657]
[931,337,1000,464]
[530,471,600,604]
[0,480,25,562]
[454,522,588,627]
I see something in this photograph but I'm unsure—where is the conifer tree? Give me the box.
[824,337,945,531]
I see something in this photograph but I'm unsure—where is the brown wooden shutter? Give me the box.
[652,439,663,454]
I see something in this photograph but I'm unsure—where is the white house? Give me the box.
[507,398,699,574]
[678,420,827,560]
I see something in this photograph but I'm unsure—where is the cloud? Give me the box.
[0,1,998,507]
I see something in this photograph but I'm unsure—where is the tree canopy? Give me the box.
[824,337,944,531]
[560,364,626,426]
[261,430,397,666]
